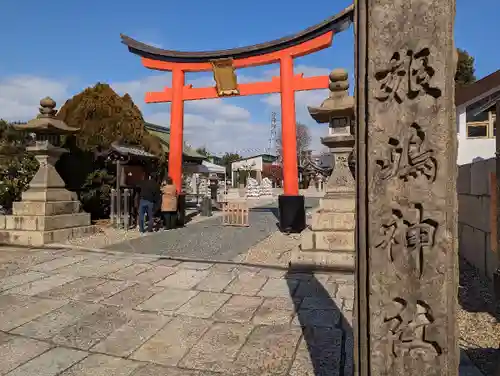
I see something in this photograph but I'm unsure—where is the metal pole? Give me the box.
[110,189,116,227]
[123,188,130,230]
[116,161,122,228]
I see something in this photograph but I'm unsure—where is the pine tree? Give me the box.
[455,49,477,86]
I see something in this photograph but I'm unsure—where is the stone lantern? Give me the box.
[0,97,96,246]
[291,69,356,271]
[313,69,355,194]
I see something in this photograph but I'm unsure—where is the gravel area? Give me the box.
[105,207,280,260]
[100,197,319,262]
[458,257,500,376]
[239,231,301,266]
[62,197,278,252]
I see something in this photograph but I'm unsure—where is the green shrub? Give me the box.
[78,169,115,219]
[0,120,38,211]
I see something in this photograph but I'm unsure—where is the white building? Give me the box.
[230,154,277,187]
[456,70,499,165]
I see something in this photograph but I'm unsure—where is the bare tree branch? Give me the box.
[275,122,311,165]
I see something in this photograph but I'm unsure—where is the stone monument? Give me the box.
[290,69,356,271]
[354,0,458,374]
[0,97,97,246]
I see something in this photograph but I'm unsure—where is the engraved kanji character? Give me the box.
[376,204,438,279]
[407,48,442,100]
[384,298,441,358]
[374,51,409,103]
[376,138,403,180]
[398,123,437,182]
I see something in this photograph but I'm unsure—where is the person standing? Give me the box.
[161,177,178,230]
[136,173,161,234]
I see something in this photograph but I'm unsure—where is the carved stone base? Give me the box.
[291,192,355,271]
[0,187,97,247]
[290,242,355,271]
[21,188,77,202]
[0,226,97,247]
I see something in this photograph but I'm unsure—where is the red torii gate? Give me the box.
[121,5,353,232]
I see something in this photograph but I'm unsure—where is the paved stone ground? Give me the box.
[104,198,319,261]
[0,247,486,376]
[0,247,355,376]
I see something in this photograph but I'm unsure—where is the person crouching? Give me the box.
[161,177,178,230]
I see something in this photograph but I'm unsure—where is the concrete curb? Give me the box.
[44,242,293,271]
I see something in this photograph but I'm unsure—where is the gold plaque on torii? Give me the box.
[211,58,239,96]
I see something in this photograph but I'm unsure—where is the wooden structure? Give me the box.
[110,188,132,229]
[120,5,354,232]
[95,141,159,185]
[222,201,249,227]
[97,142,158,229]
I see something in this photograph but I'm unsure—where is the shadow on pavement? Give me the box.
[183,210,200,225]
[286,271,354,376]
[458,257,499,320]
[462,348,500,376]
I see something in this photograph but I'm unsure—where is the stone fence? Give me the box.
[458,157,499,279]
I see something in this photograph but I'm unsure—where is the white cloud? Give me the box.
[145,110,269,155]
[0,75,71,121]
[112,73,172,101]
[0,63,334,154]
[187,99,251,122]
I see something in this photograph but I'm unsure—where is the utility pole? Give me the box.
[267,112,278,157]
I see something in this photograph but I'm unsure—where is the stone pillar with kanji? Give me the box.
[354,0,459,373]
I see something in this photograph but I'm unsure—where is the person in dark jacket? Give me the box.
[136,173,161,234]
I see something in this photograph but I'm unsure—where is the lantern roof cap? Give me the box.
[14,97,79,134]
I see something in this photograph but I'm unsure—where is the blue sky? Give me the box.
[0,0,498,155]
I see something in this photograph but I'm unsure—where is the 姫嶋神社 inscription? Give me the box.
[355,0,458,375]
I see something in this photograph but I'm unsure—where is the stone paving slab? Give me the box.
[0,247,484,376]
[0,336,53,375]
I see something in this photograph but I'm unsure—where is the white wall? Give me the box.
[456,105,496,166]
[231,156,263,172]
[230,156,263,186]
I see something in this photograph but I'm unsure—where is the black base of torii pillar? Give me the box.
[278,195,306,233]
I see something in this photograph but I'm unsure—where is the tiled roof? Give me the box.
[455,70,500,107]
[110,143,157,158]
